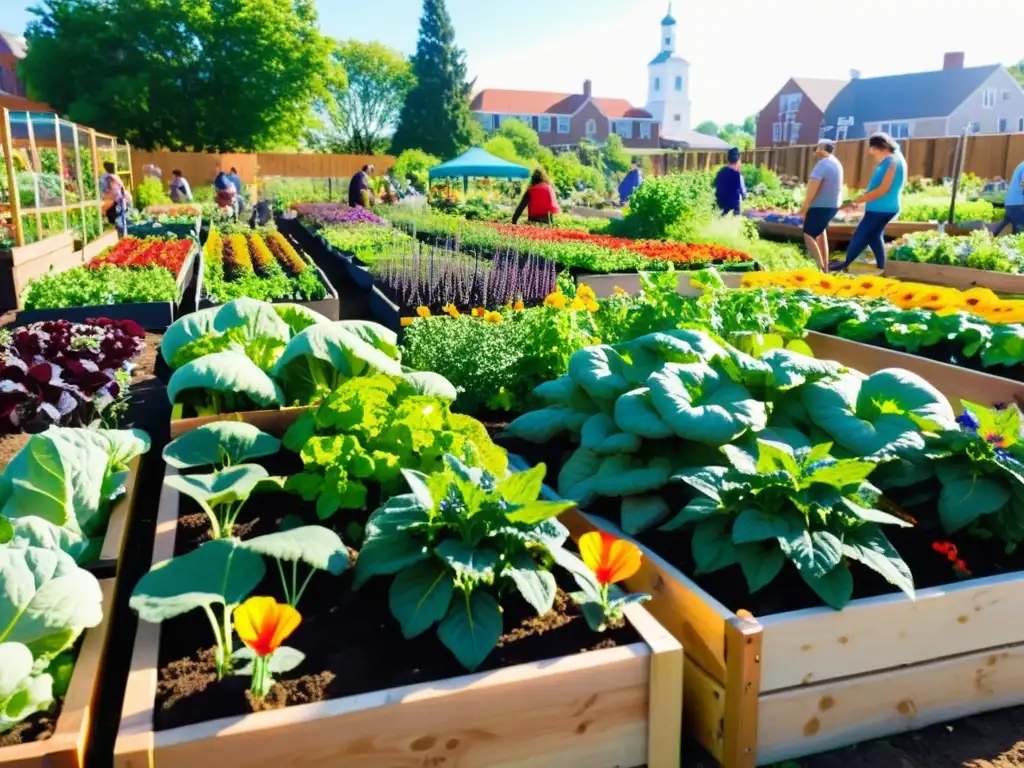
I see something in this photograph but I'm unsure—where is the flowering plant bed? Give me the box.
[17,237,199,331]
[115,409,682,768]
[291,202,386,227]
[0,319,145,433]
[886,231,1024,293]
[198,228,339,320]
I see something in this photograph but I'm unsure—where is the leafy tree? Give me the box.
[20,0,331,152]
[603,133,631,174]
[695,120,720,136]
[392,149,439,191]
[742,115,757,135]
[720,131,754,151]
[1011,60,1024,90]
[315,40,414,155]
[483,136,522,165]
[390,0,475,158]
[496,119,541,160]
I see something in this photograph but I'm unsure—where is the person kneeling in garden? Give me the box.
[512,168,561,224]
[799,139,843,271]
[831,132,906,272]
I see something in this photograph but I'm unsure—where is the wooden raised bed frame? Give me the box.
[0,579,115,768]
[508,331,1024,766]
[884,259,1024,295]
[114,454,684,768]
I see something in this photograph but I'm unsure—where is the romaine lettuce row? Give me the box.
[0,428,151,564]
[354,456,585,671]
[283,375,507,522]
[665,438,914,610]
[0,544,104,732]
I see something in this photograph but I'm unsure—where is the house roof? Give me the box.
[791,78,848,111]
[661,12,676,25]
[824,64,1002,123]
[0,30,26,59]
[471,89,653,119]
[661,132,733,150]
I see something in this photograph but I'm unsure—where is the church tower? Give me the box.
[645,4,692,141]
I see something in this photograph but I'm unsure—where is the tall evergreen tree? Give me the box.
[390,0,475,157]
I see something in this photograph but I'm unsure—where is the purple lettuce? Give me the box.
[292,203,386,227]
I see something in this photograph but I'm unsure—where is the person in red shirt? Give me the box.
[512,169,561,224]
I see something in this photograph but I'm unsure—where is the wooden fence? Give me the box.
[130,151,396,193]
[654,133,1024,188]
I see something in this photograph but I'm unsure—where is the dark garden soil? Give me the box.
[0,710,58,747]
[154,451,637,731]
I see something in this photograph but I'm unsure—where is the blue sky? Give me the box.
[2,0,1023,124]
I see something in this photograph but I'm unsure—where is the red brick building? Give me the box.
[755,77,848,147]
[470,80,661,149]
[0,31,27,98]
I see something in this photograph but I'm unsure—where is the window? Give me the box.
[519,115,533,127]
[475,113,493,131]
[999,117,1008,132]
[970,120,981,133]
[674,76,683,91]
[664,36,671,45]
[880,121,911,139]
[779,93,802,115]
[614,120,633,138]
[654,77,660,92]
[772,122,782,142]
[585,119,597,138]
[1003,89,1011,101]
[983,88,997,108]
[789,123,802,143]
[673,114,681,122]
[557,116,570,134]
[538,115,551,133]
[836,125,849,140]
[640,121,651,139]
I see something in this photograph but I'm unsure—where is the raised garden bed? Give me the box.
[114,428,684,768]
[16,240,200,332]
[0,232,80,312]
[883,260,1024,295]
[169,404,311,440]
[0,579,115,768]
[578,271,746,299]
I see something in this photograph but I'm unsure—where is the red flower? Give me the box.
[86,237,192,276]
[953,559,972,576]
[932,541,958,561]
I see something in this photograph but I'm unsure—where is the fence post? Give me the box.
[1,109,23,247]
[53,115,68,232]
[89,129,102,239]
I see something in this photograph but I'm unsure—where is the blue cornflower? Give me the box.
[956,410,980,432]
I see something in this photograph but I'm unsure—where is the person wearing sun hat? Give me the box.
[799,139,843,271]
[830,132,906,272]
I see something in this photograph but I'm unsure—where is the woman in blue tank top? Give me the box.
[831,132,906,271]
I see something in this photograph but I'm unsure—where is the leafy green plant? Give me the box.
[668,433,915,609]
[354,456,582,670]
[0,428,151,564]
[135,177,171,209]
[617,172,715,240]
[165,463,271,540]
[23,265,179,309]
[163,422,281,470]
[283,374,507,520]
[0,544,104,731]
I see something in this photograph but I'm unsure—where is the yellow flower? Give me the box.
[813,276,841,295]
[786,269,819,290]
[513,300,525,311]
[569,297,587,311]
[544,291,568,309]
[416,306,431,318]
[613,286,627,296]
[913,288,958,312]
[233,597,301,658]
[400,317,415,327]
[484,311,503,324]
[577,284,596,301]
[584,299,600,313]
[849,277,884,298]
[958,287,999,313]
[590,336,602,344]
[471,307,485,318]
[442,303,460,318]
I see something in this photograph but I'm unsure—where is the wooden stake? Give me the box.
[722,615,763,767]
[53,115,68,232]
[1,109,23,247]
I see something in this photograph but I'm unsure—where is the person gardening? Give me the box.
[100,162,130,237]
[214,171,237,216]
[714,148,746,216]
[618,161,643,204]
[799,140,844,271]
[169,169,193,203]
[993,158,1024,236]
[348,164,375,208]
[830,132,906,272]
[227,167,245,216]
[512,168,561,225]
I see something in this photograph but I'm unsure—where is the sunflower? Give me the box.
[785,269,819,290]
[416,306,431,318]
[958,287,1000,313]
[892,287,922,310]
[849,276,885,299]
[813,276,842,295]
[544,291,568,309]
[912,288,959,312]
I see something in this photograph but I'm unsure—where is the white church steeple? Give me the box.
[645,3,692,141]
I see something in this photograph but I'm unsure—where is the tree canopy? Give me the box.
[20,0,330,152]
[390,0,476,158]
[695,120,720,136]
[1012,60,1024,90]
[312,40,414,154]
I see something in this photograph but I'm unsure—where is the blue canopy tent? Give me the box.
[428,147,530,193]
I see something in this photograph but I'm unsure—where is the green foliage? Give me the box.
[135,177,171,209]
[163,422,281,470]
[22,265,179,309]
[695,120,720,136]
[742,164,782,192]
[283,375,507,520]
[392,149,441,191]
[898,197,999,223]
[619,172,715,239]
[391,0,476,157]
[355,455,581,670]
[482,136,522,165]
[496,119,542,161]
[0,428,150,564]
[0,545,103,731]
[889,231,1024,273]
[314,40,415,155]
[22,0,331,152]
[603,134,631,175]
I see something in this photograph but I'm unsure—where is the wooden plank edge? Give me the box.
[884,259,1024,295]
[685,656,726,764]
[722,616,763,768]
[755,639,1024,766]
[169,406,311,439]
[623,602,683,768]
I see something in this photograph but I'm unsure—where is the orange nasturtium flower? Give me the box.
[471,307,486,318]
[442,303,460,318]
[579,531,642,586]
[544,290,568,309]
[416,306,432,318]
[569,297,588,312]
[484,311,503,324]
[400,317,415,327]
[234,596,302,658]
[513,300,525,311]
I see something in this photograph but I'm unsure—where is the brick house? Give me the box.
[755,77,848,147]
[0,30,27,97]
[470,80,661,149]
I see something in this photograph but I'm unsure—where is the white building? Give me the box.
[645,5,692,141]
